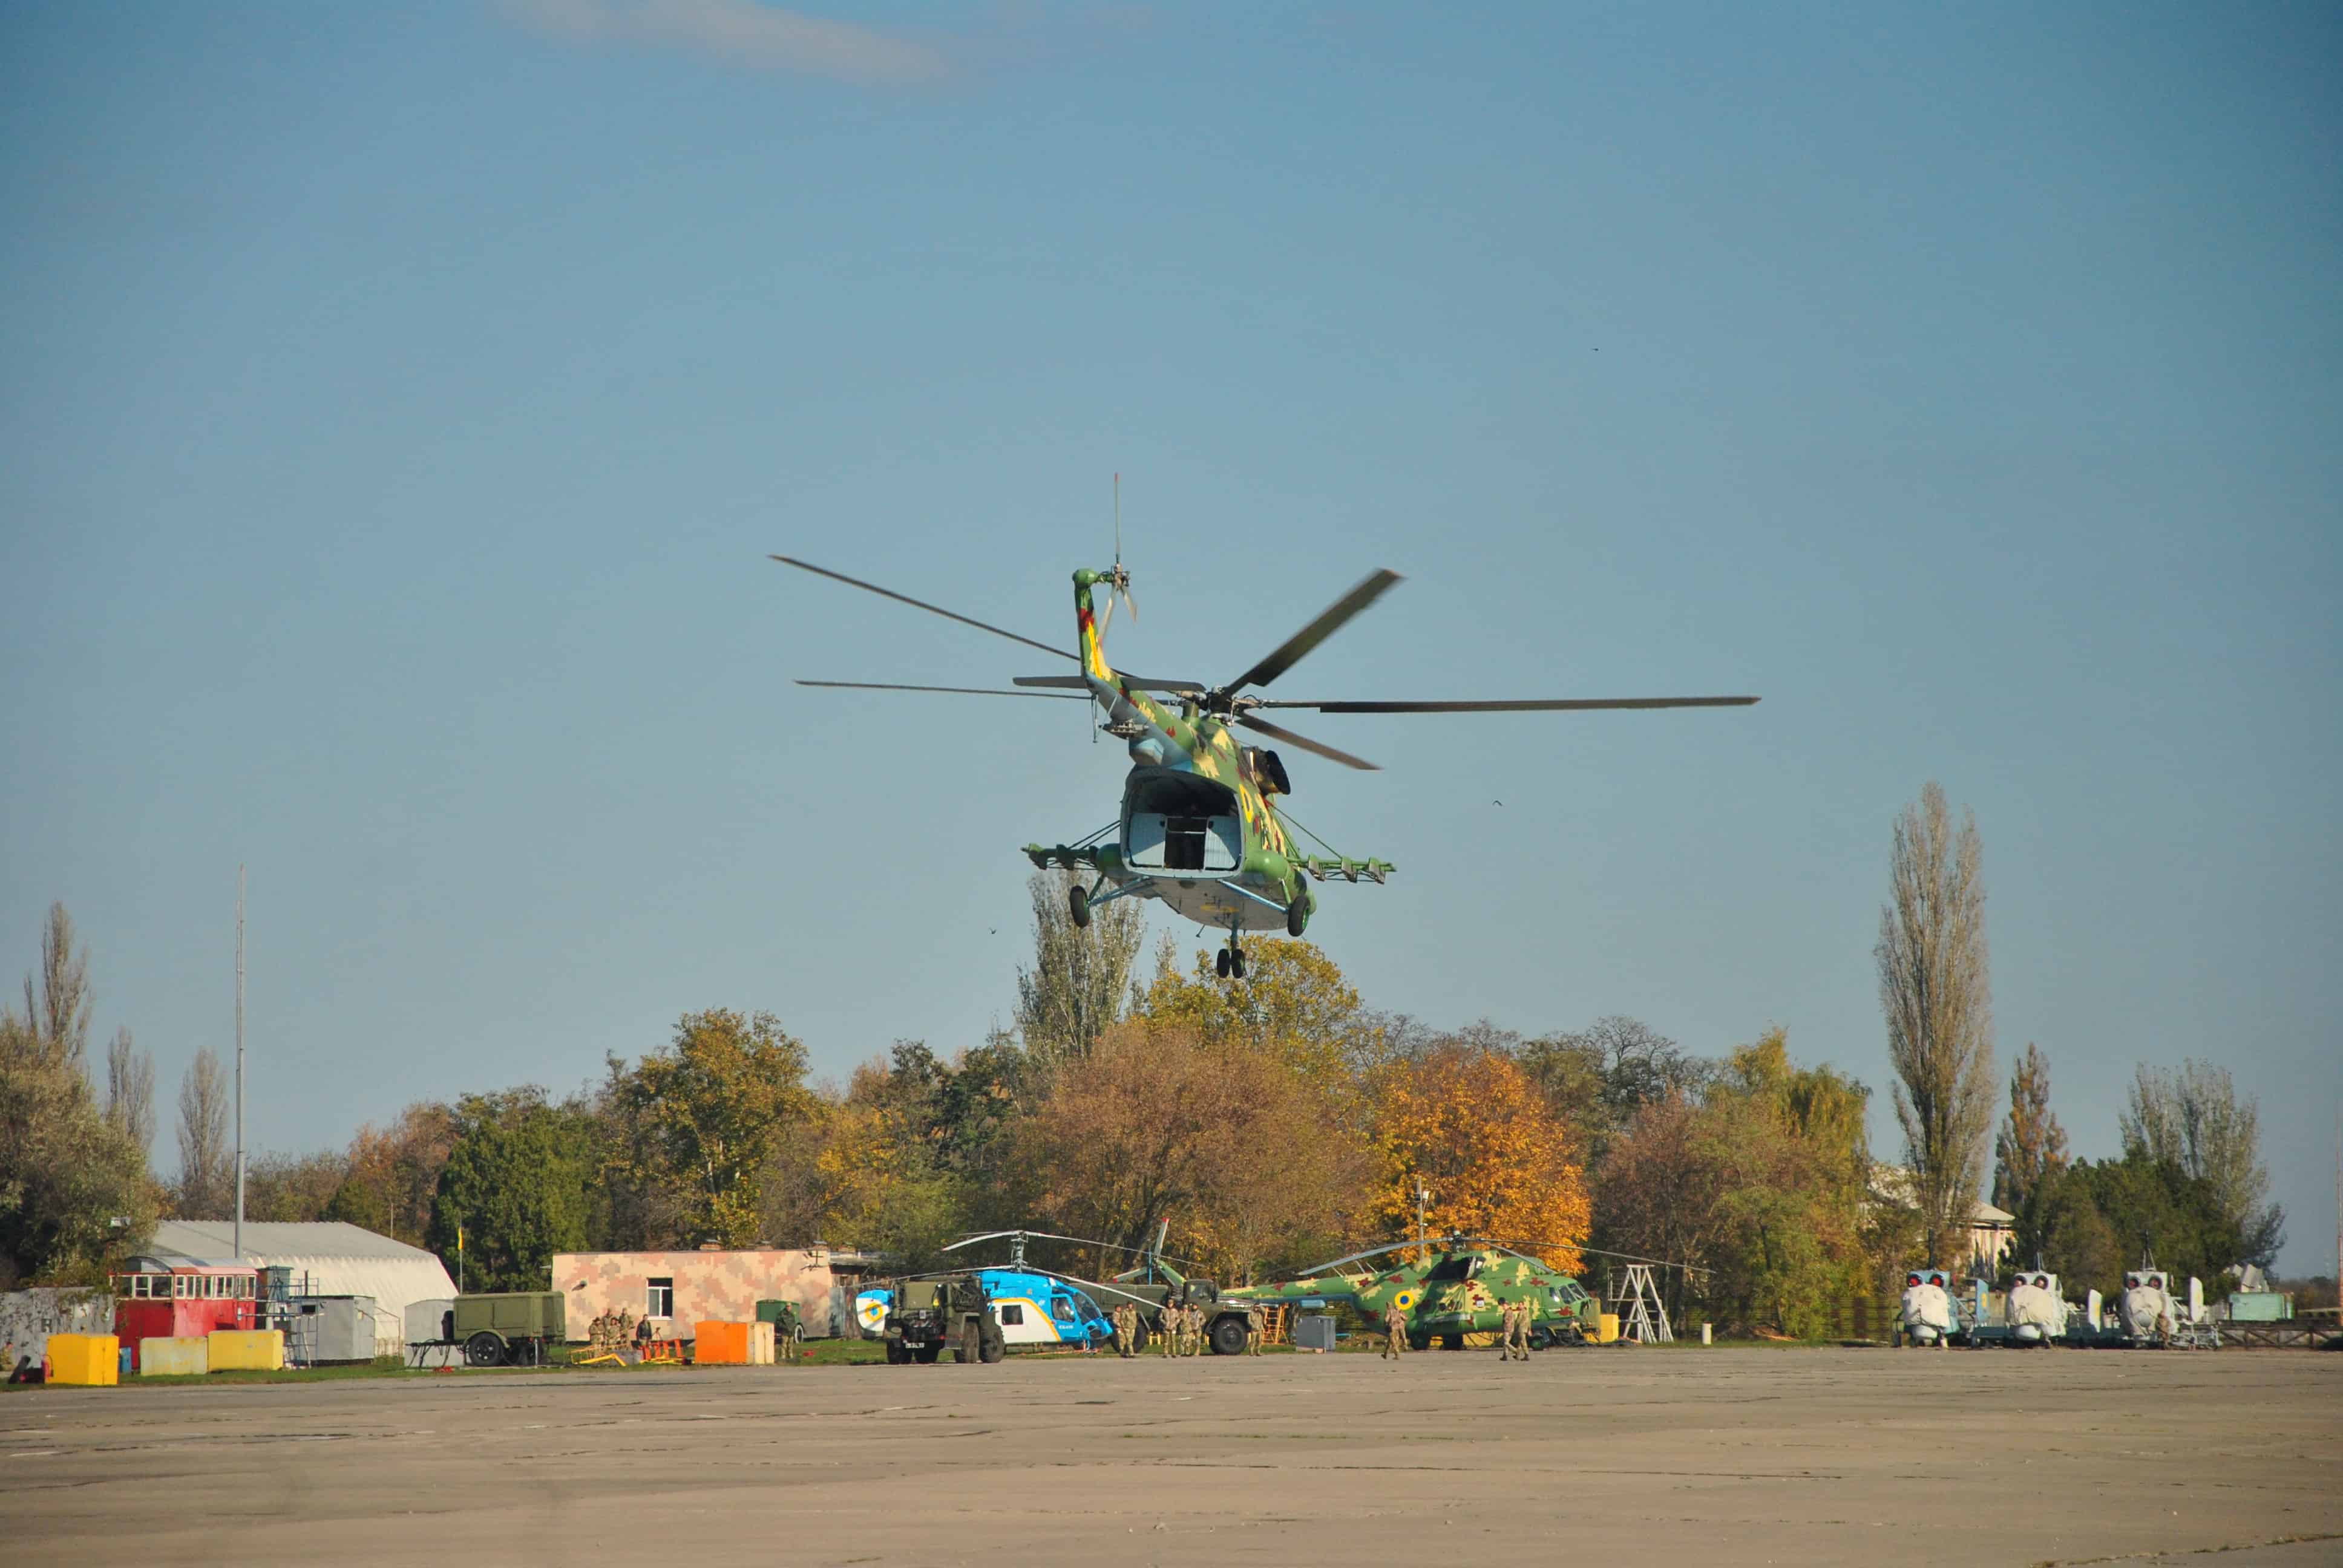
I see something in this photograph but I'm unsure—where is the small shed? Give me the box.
[284,1296,380,1363]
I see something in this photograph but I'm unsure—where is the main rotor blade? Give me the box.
[1014,673,1202,693]
[796,680,1087,699]
[1226,568,1402,693]
[770,555,1077,664]
[1251,695,1761,713]
[1234,711,1380,771]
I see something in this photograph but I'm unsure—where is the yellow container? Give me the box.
[49,1333,120,1386]
[1597,1312,1621,1344]
[139,1336,209,1376]
[208,1329,286,1371]
[749,1321,776,1365]
[694,1320,751,1365]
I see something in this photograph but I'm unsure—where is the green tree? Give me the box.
[1598,1028,1873,1337]
[427,1090,590,1290]
[2120,1060,2282,1266]
[1136,936,1369,1085]
[607,1009,814,1246]
[1993,1042,2069,1217]
[0,909,157,1286]
[1876,782,1997,1267]
[1015,869,1145,1069]
[2025,1165,2122,1294]
[2065,1154,2244,1290]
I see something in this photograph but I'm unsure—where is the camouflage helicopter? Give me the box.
[773,517,1757,976]
[1223,1233,1602,1350]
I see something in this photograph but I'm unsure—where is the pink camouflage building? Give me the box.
[551,1244,885,1341]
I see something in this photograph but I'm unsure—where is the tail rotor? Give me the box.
[1098,473,1139,635]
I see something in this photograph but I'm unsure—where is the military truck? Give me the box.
[883,1275,1006,1364]
[453,1291,565,1367]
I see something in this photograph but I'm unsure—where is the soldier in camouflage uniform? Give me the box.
[1113,1302,1136,1357]
[1159,1304,1180,1356]
[1244,1302,1265,1355]
[1381,1299,1409,1360]
[771,1301,799,1364]
[1508,1300,1532,1361]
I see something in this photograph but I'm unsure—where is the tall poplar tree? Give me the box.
[1876,782,1997,1268]
[1015,869,1145,1071]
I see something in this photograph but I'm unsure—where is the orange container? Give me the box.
[693,1320,751,1365]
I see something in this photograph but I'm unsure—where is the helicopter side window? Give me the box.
[1049,1296,1077,1324]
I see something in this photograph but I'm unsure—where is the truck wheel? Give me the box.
[1128,1319,1151,1354]
[1208,1316,1248,1357]
[978,1324,1006,1364]
[884,1341,909,1365]
[914,1344,941,1364]
[464,1332,505,1368]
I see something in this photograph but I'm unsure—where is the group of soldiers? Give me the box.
[583,1302,803,1363]
[1493,1297,1535,1361]
[1378,1298,1541,1361]
[585,1307,640,1358]
[1107,1299,1267,1357]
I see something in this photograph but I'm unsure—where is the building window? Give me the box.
[647,1278,674,1318]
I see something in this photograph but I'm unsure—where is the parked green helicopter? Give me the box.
[773,520,1757,974]
[1217,1234,1602,1349]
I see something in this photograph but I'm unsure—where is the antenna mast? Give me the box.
[235,864,246,1259]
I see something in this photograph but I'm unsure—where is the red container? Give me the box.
[113,1263,261,1371]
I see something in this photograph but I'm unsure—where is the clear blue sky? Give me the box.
[4,3,2336,1271]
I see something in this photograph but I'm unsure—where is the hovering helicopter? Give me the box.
[772,503,1757,977]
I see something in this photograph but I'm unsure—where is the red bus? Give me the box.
[113,1261,261,1370]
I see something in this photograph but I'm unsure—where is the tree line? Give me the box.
[1,783,2287,1330]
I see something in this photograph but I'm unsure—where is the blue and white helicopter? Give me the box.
[852,1230,1173,1352]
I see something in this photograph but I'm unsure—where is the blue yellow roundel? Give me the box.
[1391,1289,1418,1311]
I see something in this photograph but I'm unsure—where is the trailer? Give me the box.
[452,1292,565,1367]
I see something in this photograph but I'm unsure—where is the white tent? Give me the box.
[145,1221,456,1356]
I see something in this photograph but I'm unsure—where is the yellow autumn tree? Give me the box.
[1134,936,1371,1085]
[1371,1045,1589,1272]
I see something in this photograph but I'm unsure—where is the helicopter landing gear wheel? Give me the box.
[1216,947,1231,979]
[1231,949,1246,979]
[1069,883,1090,929]
[1286,891,1311,937]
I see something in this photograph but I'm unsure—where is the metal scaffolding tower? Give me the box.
[1617,1263,1674,1343]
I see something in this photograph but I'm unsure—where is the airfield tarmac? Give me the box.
[4,1347,2338,1567]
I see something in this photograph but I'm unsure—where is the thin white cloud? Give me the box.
[505,0,952,84]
